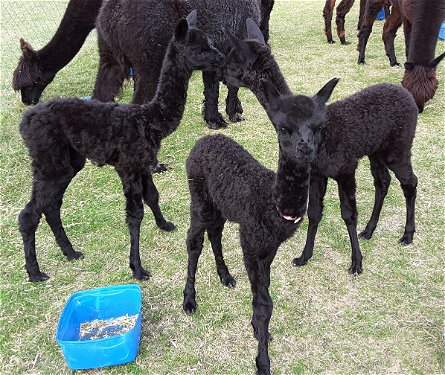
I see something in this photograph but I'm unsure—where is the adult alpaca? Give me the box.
[183,79,339,375]
[92,0,261,130]
[400,0,445,112]
[357,0,402,66]
[12,0,102,105]
[224,20,418,274]
[18,11,224,282]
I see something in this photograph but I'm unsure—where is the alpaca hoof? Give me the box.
[158,221,176,232]
[341,40,351,45]
[358,229,372,240]
[151,163,170,173]
[390,61,401,67]
[207,121,227,130]
[292,256,308,267]
[399,233,413,245]
[28,272,50,282]
[327,39,336,44]
[221,275,236,288]
[358,58,365,65]
[66,250,84,261]
[133,268,151,280]
[228,113,244,123]
[183,298,197,314]
[348,261,362,275]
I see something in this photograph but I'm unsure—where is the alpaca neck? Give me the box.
[149,41,192,139]
[38,0,101,71]
[273,151,311,216]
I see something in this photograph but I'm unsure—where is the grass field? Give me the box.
[1,0,444,373]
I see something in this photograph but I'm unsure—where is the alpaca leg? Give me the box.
[336,173,363,274]
[357,0,383,64]
[357,0,367,30]
[202,71,227,130]
[117,170,150,280]
[259,0,275,43]
[382,2,402,66]
[402,21,412,60]
[225,85,244,123]
[208,221,236,288]
[92,32,127,102]
[131,64,161,105]
[293,175,328,267]
[359,155,391,240]
[141,170,175,231]
[183,219,206,314]
[388,161,417,245]
[243,252,273,375]
[335,0,354,45]
[323,0,337,44]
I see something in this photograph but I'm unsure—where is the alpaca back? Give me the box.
[316,83,418,175]
[187,134,275,224]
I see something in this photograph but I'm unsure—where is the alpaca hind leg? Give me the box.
[335,0,354,45]
[357,0,383,64]
[225,85,244,123]
[92,33,127,102]
[323,0,337,43]
[357,0,367,30]
[117,170,150,280]
[293,175,328,267]
[131,63,161,105]
[259,0,275,43]
[359,155,391,240]
[382,2,402,66]
[388,161,417,245]
[183,219,206,314]
[336,173,363,274]
[202,71,227,129]
[141,170,175,231]
[208,220,235,288]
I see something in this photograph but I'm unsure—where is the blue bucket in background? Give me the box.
[439,23,445,41]
[376,7,385,21]
[56,284,142,370]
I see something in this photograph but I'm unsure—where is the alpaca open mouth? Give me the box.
[276,206,302,223]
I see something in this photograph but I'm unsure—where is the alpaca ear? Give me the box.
[404,61,415,71]
[314,78,339,106]
[261,79,281,110]
[246,18,265,46]
[224,28,253,62]
[20,38,37,60]
[430,51,445,69]
[175,19,189,43]
[186,9,197,28]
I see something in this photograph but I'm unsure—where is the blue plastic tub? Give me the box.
[376,7,385,21]
[439,23,445,41]
[56,284,142,370]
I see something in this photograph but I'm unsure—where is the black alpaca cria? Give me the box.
[357,0,402,66]
[400,0,445,112]
[92,0,261,130]
[18,11,224,282]
[12,0,102,105]
[183,78,338,375]
[224,20,418,274]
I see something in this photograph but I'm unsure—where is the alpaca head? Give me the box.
[174,10,225,71]
[402,51,445,113]
[262,77,339,165]
[222,18,278,89]
[12,39,56,105]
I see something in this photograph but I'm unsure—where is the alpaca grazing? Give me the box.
[92,0,261,131]
[182,78,339,375]
[12,0,102,105]
[357,0,402,66]
[400,0,445,112]
[18,12,224,282]
[224,20,418,274]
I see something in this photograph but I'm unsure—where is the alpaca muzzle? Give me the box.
[276,206,302,223]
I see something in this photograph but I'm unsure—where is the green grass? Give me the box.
[1,0,444,373]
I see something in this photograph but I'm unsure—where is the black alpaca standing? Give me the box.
[183,79,339,375]
[18,12,224,282]
[400,0,445,112]
[92,0,261,131]
[224,20,419,274]
[12,0,102,105]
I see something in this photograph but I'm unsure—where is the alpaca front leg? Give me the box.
[141,170,175,231]
[293,175,328,267]
[357,0,381,64]
[183,223,206,314]
[335,0,354,45]
[323,0,337,43]
[202,71,227,129]
[336,174,363,274]
[225,85,244,123]
[382,3,402,66]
